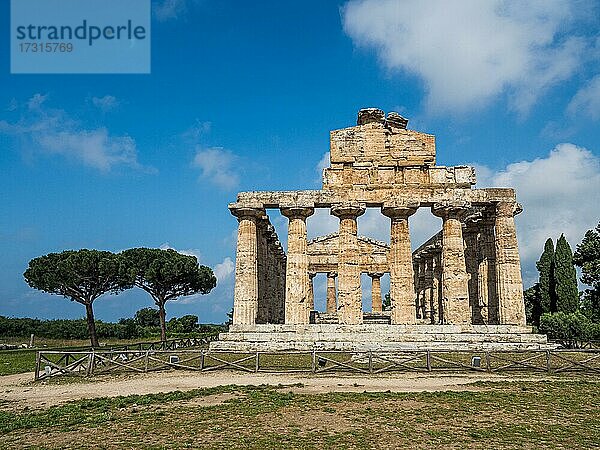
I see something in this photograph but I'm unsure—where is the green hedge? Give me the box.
[539,312,600,348]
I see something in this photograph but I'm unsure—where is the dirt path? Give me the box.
[0,370,554,410]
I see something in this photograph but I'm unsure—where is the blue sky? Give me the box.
[1,0,599,324]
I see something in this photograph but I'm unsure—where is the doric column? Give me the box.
[478,213,497,324]
[432,201,471,325]
[463,216,481,324]
[495,201,526,325]
[230,207,265,325]
[281,206,314,325]
[326,272,337,314]
[307,272,316,311]
[382,203,419,325]
[432,253,443,323]
[423,255,434,323]
[369,272,384,313]
[331,203,366,324]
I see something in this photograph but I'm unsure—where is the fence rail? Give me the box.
[34,348,600,380]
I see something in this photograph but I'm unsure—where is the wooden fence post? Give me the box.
[312,349,316,373]
[144,350,149,372]
[486,352,491,372]
[200,350,205,371]
[546,350,551,373]
[426,350,431,372]
[34,351,41,381]
[255,352,260,373]
[368,351,373,374]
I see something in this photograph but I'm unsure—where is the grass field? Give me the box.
[0,380,598,449]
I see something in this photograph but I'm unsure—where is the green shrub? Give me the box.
[539,312,593,348]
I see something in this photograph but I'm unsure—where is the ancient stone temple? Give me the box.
[210,108,550,351]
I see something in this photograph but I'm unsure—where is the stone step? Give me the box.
[228,324,535,334]
[209,340,557,352]
[217,332,548,344]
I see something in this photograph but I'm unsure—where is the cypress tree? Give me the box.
[536,238,556,313]
[554,234,579,313]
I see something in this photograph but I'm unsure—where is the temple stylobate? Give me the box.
[211,108,549,351]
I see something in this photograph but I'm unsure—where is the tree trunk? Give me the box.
[85,302,99,348]
[158,303,167,342]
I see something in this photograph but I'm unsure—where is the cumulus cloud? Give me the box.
[159,242,203,263]
[342,0,593,114]
[568,75,600,120]
[476,143,600,286]
[153,0,191,21]
[213,257,234,282]
[91,95,119,112]
[192,147,240,190]
[315,152,330,183]
[0,94,150,172]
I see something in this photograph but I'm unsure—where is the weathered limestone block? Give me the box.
[495,202,526,326]
[326,272,337,314]
[281,207,314,325]
[230,207,265,325]
[331,203,366,325]
[432,201,471,325]
[382,203,419,325]
[369,273,384,313]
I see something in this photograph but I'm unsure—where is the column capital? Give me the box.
[381,203,419,219]
[496,201,523,218]
[308,271,317,279]
[368,272,384,279]
[230,206,265,221]
[327,271,338,278]
[330,203,366,219]
[431,201,471,219]
[280,206,314,219]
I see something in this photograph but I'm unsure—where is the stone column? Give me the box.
[307,272,316,311]
[432,253,443,323]
[423,255,434,323]
[463,219,481,324]
[281,207,314,325]
[331,203,366,325]
[369,273,383,313]
[432,202,471,325]
[495,202,526,326]
[326,272,337,314]
[382,204,419,325]
[230,207,265,325]
[478,214,497,324]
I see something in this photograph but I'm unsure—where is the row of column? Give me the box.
[231,208,286,326]
[414,202,525,325]
[231,200,525,327]
[308,271,384,315]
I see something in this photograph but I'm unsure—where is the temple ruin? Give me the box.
[210,108,550,351]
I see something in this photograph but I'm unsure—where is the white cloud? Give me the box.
[342,0,592,115]
[213,257,234,282]
[27,93,47,110]
[153,0,189,21]
[316,151,330,183]
[568,75,600,120]
[159,242,203,263]
[192,147,239,190]
[0,94,150,172]
[91,95,119,112]
[476,143,600,286]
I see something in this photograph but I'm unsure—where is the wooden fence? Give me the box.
[34,348,600,380]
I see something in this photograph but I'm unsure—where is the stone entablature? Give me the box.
[227,108,527,329]
[307,233,389,273]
